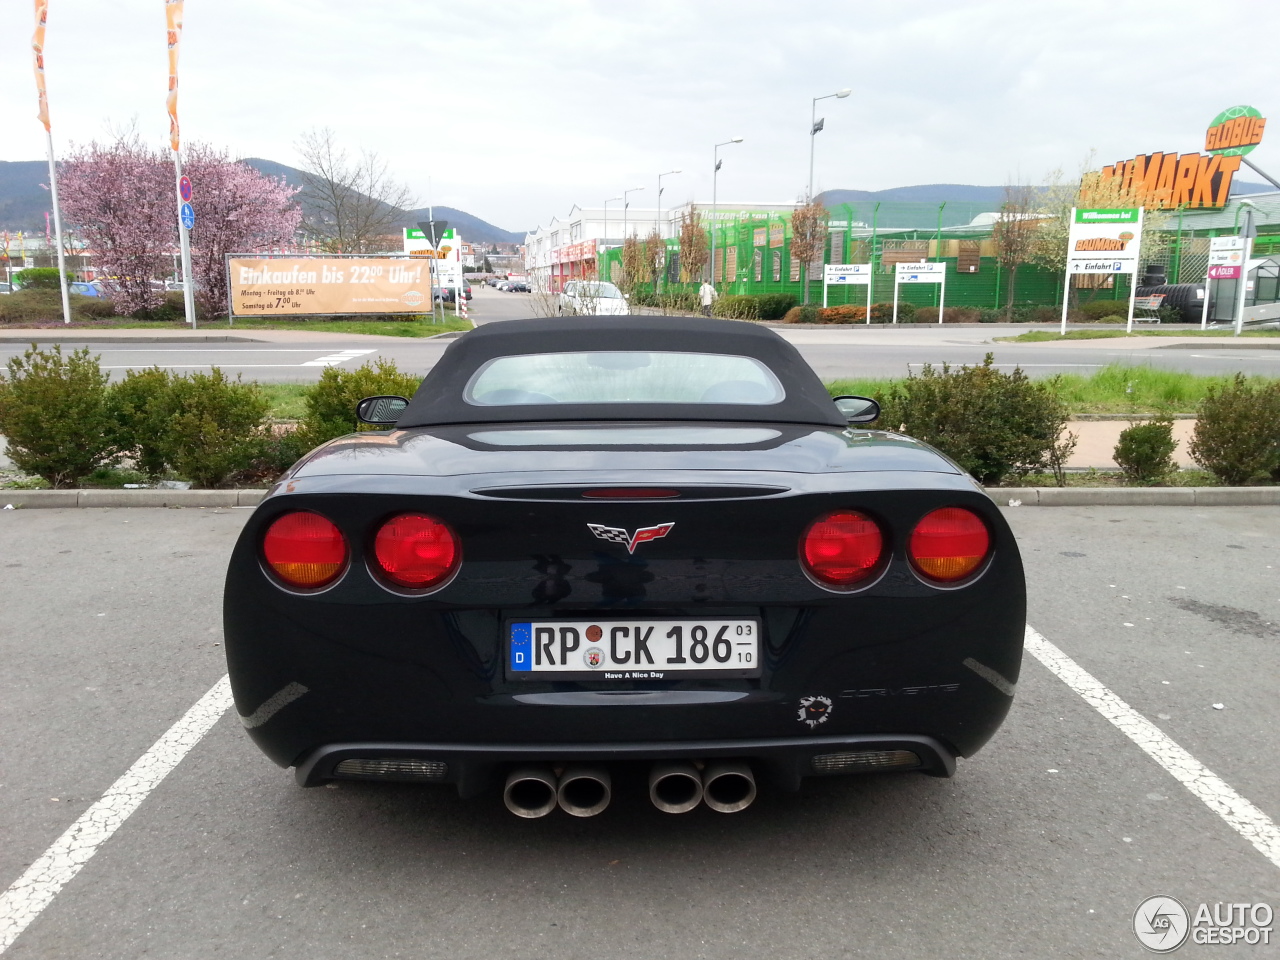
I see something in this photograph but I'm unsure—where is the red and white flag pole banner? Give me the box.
[166,0,197,329]
[32,0,71,325]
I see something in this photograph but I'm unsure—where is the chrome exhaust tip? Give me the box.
[556,765,612,817]
[648,761,704,814]
[503,766,558,818]
[702,760,756,813]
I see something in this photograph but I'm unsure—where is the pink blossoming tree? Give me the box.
[58,134,172,315]
[59,135,300,318]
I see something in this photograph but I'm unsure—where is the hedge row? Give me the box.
[0,346,419,488]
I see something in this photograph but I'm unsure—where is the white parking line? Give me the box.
[0,676,233,954]
[1025,625,1280,871]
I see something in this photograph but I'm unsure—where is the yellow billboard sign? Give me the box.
[229,257,431,317]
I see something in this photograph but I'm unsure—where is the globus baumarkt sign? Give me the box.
[1205,104,1266,156]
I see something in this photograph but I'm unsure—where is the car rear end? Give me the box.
[224,438,1025,813]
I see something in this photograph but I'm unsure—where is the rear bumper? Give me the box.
[294,732,957,795]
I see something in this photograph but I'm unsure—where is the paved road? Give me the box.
[1,287,1278,383]
[1,505,1276,958]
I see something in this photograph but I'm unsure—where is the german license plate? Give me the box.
[507,618,761,681]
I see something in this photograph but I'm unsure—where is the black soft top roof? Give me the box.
[396,315,846,428]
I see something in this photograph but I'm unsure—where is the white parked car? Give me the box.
[557,280,630,316]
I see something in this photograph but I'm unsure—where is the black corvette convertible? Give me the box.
[224,316,1025,816]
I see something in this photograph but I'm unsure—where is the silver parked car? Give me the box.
[557,280,630,316]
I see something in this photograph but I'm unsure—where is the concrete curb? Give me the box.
[990,487,1280,506]
[2,487,1278,509]
[2,489,266,508]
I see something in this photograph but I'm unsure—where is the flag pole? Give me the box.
[166,0,196,328]
[44,129,71,325]
[33,0,70,324]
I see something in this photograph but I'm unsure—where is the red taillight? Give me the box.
[801,510,884,587]
[262,511,348,589]
[373,513,459,589]
[909,507,991,583]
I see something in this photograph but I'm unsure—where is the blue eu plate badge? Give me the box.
[510,622,532,672]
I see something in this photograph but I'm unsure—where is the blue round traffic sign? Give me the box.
[180,202,195,230]
[179,176,192,202]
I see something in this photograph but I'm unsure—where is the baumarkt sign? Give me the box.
[1066,208,1143,274]
[1092,105,1266,208]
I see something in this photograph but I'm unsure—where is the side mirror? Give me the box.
[833,395,880,424]
[356,395,409,425]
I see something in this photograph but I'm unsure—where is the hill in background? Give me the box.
[0,157,527,245]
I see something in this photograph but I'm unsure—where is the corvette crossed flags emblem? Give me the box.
[587,522,674,554]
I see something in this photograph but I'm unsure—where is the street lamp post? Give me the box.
[622,185,645,243]
[712,138,744,289]
[809,88,851,200]
[602,195,622,281]
[656,169,681,293]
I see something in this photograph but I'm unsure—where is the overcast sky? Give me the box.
[4,0,1278,233]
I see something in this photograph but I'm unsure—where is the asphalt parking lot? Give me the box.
[1,505,1277,958]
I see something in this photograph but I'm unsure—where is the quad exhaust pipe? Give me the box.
[503,766,559,818]
[503,760,754,817]
[648,761,705,813]
[556,765,612,817]
[701,760,757,813]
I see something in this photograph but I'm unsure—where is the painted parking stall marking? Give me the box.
[302,348,376,367]
[1025,624,1280,871]
[0,676,233,955]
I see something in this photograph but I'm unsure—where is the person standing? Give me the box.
[698,279,718,317]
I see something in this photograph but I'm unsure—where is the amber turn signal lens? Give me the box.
[801,510,884,587]
[909,507,991,582]
[262,511,348,589]
[373,513,459,589]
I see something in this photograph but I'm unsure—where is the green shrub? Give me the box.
[867,302,898,324]
[977,308,1003,323]
[1114,418,1177,484]
[755,293,797,321]
[131,291,191,322]
[817,304,865,323]
[1098,315,1126,324]
[13,267,72,290]
[107,367,174,478]
[157,370,270,487]
[658,290,698,312]
[0,344,117,487]
[294,358,422,450]
[781,305,819,324]
[0,289,117,324]
[234,429,312,484]
[1078,299,1129,321]
[877,354,1071,485]
[712,295,760,320]
[1189,375,1280,485]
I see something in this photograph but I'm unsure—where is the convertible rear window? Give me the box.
[464,352,785,406]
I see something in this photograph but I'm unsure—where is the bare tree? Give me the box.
[992,182,1041,319]
[678,206,709,282]
[644,228,666,293]
[295,128,415,253]
[619,235,645,300]
[789,200,827,305]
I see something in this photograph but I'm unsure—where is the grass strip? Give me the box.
[826,363,1280,416]
[999,328,1280,342]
